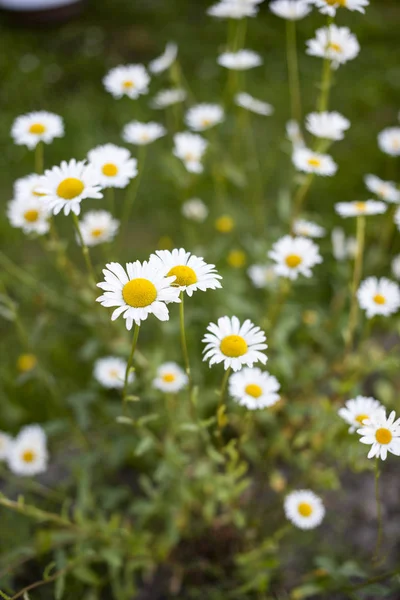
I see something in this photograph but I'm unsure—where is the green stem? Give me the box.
[286,19,301,123]
[373,459,383,564]
[72,212,97,288]
[217,367,231,437]
[179,292,197,421]
[35,142,44,174]
[120,147,147,238]
[122,324,140,412]
[108,187,115,214]
[345,215,366,352]
[290,173,314,230]
[316,16,334,113]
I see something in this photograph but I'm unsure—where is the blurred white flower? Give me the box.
[269,235,323,280]
[0,432,12,461]
[185,104,224,131]
[378,127,400,156]
[392,255,400,280]
[235,92,273,116]
[7,195,50,236]
[310,0,369,17]
[122,121,166,145]
[357,277,400,318]
[338,396,382,433]
[396,206,400,232]
[173,132,208,173]
[218,50,262,70]
[335,200,386,218]
[248,264,277,288]
[293,219,325,238]
[87,144,137,189]
[7,425,48,477]
[207,1,259,19]
[293,148,337,176]
[150,88,186,109]
[149,42,178,74]
[79,210,119,247]
[306,25,360,68]
[13,173,45,200]
[94,356,133,389]
[181,198,209,222]
[269,0,311,20]
[229,367,280,410]
[357,409,400,461]
[103,64,150,99]
[364,174,400,204]
[153,362,188,393]
[331,228,357,260]
[284,490,325,530]
[286,120,305,148]
[11,111,64,149]
[305,111,350,141]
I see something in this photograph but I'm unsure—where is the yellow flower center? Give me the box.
[298,502,313,517]
[22,449,36,463]
[32,188,45,197]
[285,254,302,268]
[102,163,118,177]
[123,80,134,89]
[373,294,386,305]
[184,151,195,161]
[109,369,119,378]
[122,278,157,308]
[17,353,37,373]
[228,250,246,268]
[167,265,198,287]
[355,202,366,212]
[375,428,392,445]
[201,118,211,127]
[29,123,46,134]
[140,133,150,142]
[24,209,39,223]
[245,384,263,398]
[355,413,369,425]
[91,228,104,238]
[378,186,388,198]
[162,373,176,383]
[57,178,84,200]
[215,215,234,233]
[325,0,346,5]
[328,42,342,53]
[220,335,248,358]
[307,157,321,167]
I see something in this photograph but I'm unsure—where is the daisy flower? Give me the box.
[378,127,400,157]
[153,362,188,393]
[286,120,305,149]
[269,0,311,20]
[248,264,277,288]
[218,50,262,70]
[122,121,166,146]
[173,132,208,173]
[207,2,258,19]
[293,148,337,176]
[96,261,181,330]
[103,64,150,99]
[13,173,45,200]
[203,316,268,372]
[284,490,325,530]
[305,111,350,141]
[215,214,235,233]
[357,277,400,318]
[11,111,64,149]
[181,198,209,222]
[79,210,119,247]
[7,425,48,476]
[17,354,37,373]
[335,200,386,218]
[94,356,134,389]
[364,175,400,204]
[269,235,323,280]
[87,144,138,189]
[150,88,186,109]
[310,0,369,17]
[7,195,50,235]
[306,25,360,69]
[149,248,222,297]
[331,227,357,261]
[234,92,274,116]
[0,432,12,461]
[392,255,400,280]
[293,219,325,238]
[338,396,382,433]
[149,42,178,74]
[37,159,102,216]
[185,104,224,131]
[229,367,280,410]
[357,409,400,461]
[396,207,400,232]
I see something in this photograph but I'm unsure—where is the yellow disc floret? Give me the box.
[57,178,85,200]
[102,163,118,177]
[298,502,313,517]
[17,353,37,373]
[162,373,176,383]
[167,265,198,287]
[122,278,157,308]
[22,449,36,463]
[307,158,321,168]
[375,428,392,445]
[355,413,369,425]
[285,254,302,268]
[24,209,39,223]
[29,123,46,134]
[220,335,248,358]
[373,294,386,305]
[245,384,263,398]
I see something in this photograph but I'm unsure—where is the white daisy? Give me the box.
[7,425,48,477]
[150,88,187,109]
[87,144,138,189]
[293,219,325,238]
[217,50,262,70]
[234,92,274,116]
[338,396,382,433]
[149,42,178,74]
[286,120,305,149]
[364,175,400,204]
[185,104,224,131]
[203,316,268,372]
[149,248,222,297]
[13,173,45,200]
[122,121,166,146]
[0,432,12,461]
[153,362,188,393]
[306,25,360,69]
[93,356,134,389]
[310,0,369,17]
[96,261,181,330]
[7,195,50,235]
[357,277,400,318]
[284,490,325,530]
[305,111,350,141]
[207,2,259,19]
[181,198,209,222]
[248,264,277,288]
[378,127,400,157]
[331,228,357,260]
[392,255,400,280]
[292,148,337,176]
[335,200,387,218]
[11,111,64,149]
[357,409,400,461]
[103,64,150,99]
[173,132,208,173]
[37,159,103,217]
[396,207,400,232]
[269,235,323,280]
[269,0,311,20]
[229,367,280,410]
[79,210,119,247]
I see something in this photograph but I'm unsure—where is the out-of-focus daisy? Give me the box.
[173,132,208,173]
[293,148,337,176]
[357,277,400,318]
[284,490,325,530]
[203,316,267,372]
[215,215,235,233]
[38,159,103,216]
[227,249,247,268]
[13,173,45,200]
[153,362,188,393]
[151,88,186,109]
[229,367,280,410]
[11,111,64,150]
[248,264,277,288]
[7,425,48,477]
[103,64,150,99]
[269,235,323,280]
[122,121,166,146]
[270,0,311,20]
[293,219,325,238]
[310,0,369,16]
[357,409,400,461]
[335,200,386,218]
[207,1,259,19]
[392,255,400,280]
[396,207,400,232]
[149,248,222,297]
[338,396,382,433]
[17,354,37,373]
[305,111,350,141]
[185,104,224,131]
[0,432,12,461]
[96,261,181,330]
[79,210,119,247]
[364,175,400,204]
[87,144,137,189]
[306,25,360,69]
[94,356,133,389]
[218,50,262,70]
[149,42,178,74]
[286,120,305,149]
[181,198,209,222]
[378,127,400,157]
[331,228,357,260]
[7,195,50,235]
[235,92,274,116]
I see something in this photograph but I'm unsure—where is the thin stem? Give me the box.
[35,142,44,174]
[316,58,333,113]
[179,292,191,385]
[217,367,231,438]
[286,19,301,123]
[122,324,140,412]
[290,173,314,231]
[72,212,97,288]
[108,187,115,214]
[120,147,147,240]
[267,278,291,334]
[345,215,366,352]
[373,459,384,564]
